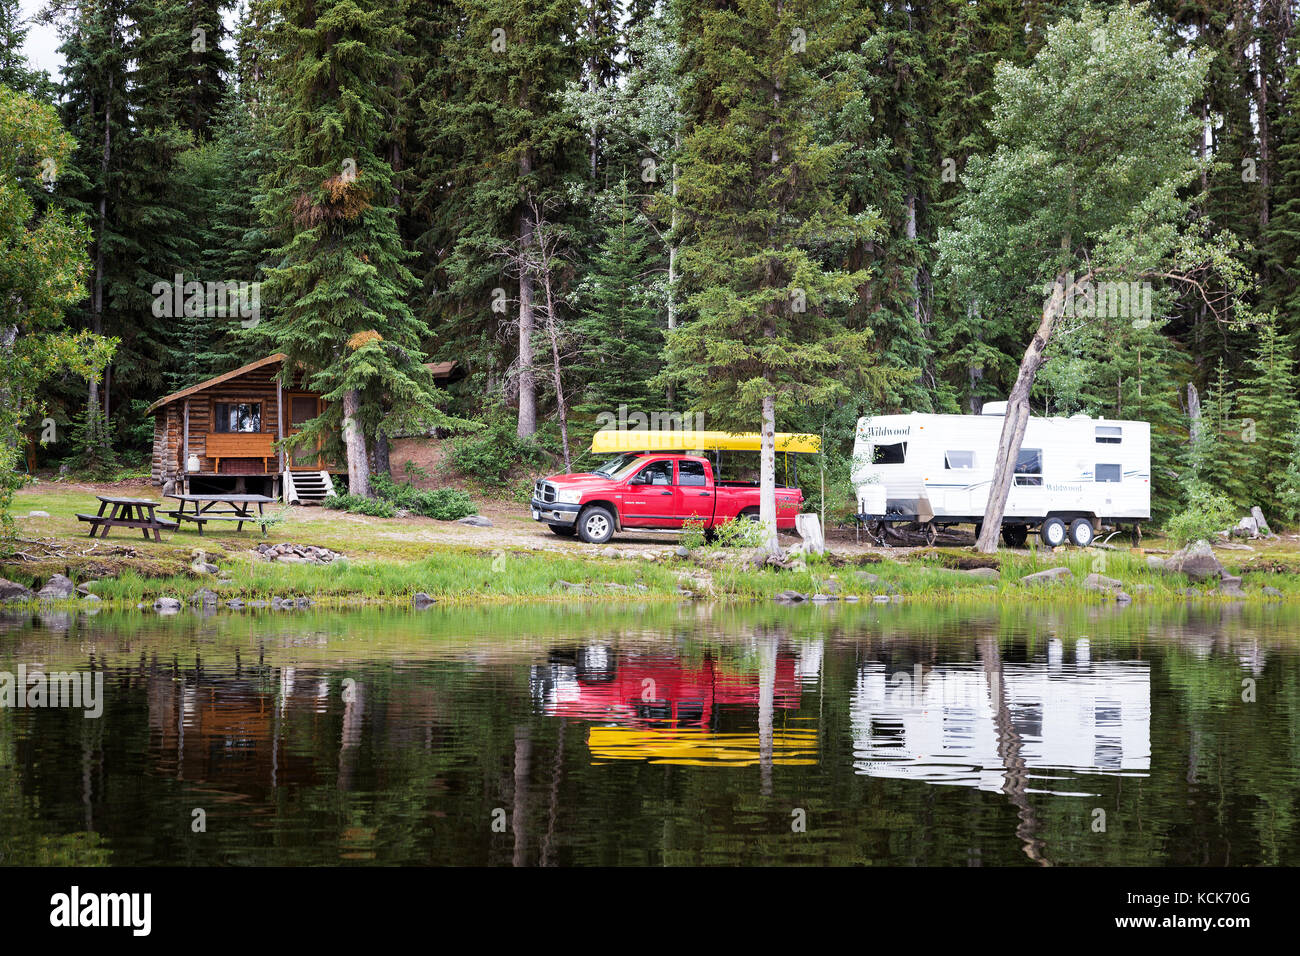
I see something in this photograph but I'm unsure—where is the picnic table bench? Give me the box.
[77,496,177,541]
[165,493,275,536]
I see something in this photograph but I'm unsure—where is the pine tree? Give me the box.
[418,0,583,439]
[1235,315,1300,520]
[259,0,445,496]
[570,176,663,430]
[663,0,901,548]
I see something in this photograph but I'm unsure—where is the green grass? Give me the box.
[7,481,1300,608]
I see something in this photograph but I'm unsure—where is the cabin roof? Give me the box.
[148,355,461,416]
[145,354,288,415]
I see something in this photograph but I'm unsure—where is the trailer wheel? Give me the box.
[1041,517,1068,548]
[1001,524,1029,548]
[1068,518,1094,547]
[577,505,616,544]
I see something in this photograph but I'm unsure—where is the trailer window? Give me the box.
[872,442,907,465]
[944,450,975,469]
[1095,426,1122,444]
[677,460,708,486]
[1096,463,1122,482]
[1014,449,1042,486]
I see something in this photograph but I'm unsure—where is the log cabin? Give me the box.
[147,353,462,503]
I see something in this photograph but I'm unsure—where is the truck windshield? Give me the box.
[591,454,643,480]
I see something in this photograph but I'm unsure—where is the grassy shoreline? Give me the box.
[5,482,1300,610]
[4,543,1300,610]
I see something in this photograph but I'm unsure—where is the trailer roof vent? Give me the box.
[980,401,1008,416]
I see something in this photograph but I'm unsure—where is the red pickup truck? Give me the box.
[530,452,804,544]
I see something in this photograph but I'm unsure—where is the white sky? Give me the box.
[18,0,62,79]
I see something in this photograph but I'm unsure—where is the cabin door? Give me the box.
[286,393,324,469]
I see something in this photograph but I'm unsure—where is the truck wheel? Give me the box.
[549,524,577,537]
[1040,517,1067,548]
[1001,524,1028,548]
[1068,518,1094,547]
[577,505,615,544]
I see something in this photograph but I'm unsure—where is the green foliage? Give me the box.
[450,419,549,487]
[1164,483,1237,548]
[705,515,768,550]
[324,493,398,518]
[1,84,111,543]
[1278,412,1300,527]
[370,473,477,521]
[678,517,707,551]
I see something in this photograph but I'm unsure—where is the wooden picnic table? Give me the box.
[76,495,177,541]
[165,493,275,536]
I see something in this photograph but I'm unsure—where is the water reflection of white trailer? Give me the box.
[851,404,1150,547]
[849,653,1150,796]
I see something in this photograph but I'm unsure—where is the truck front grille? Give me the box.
[534,480,556,503]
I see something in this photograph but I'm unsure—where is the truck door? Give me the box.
[621,459,676,527]
[673,459,714,528]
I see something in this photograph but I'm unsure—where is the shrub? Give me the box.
[324,493,397,518]
[707,515,768,549]
[1164,483,1236,547]
[450,419,548,486]
[370,473,478,520]
[679,517,707,550]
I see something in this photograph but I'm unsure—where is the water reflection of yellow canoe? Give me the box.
[587,726,819,767]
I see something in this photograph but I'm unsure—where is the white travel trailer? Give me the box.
[850,651,1151,795]
[852,403,1151,547]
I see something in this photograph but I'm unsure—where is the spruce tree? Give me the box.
[664,0,898,549]
[259,0,444,496]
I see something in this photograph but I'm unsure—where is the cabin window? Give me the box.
[1096,463,1122,483]
[1014,448,1043,486]
[677,461,708,486]
[631,460,674,486]
[1095,425,1122,444]
[944,450,975,469]
[872,442,907,465]
[213,401,262,433]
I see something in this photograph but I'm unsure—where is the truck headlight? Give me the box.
[555,489,584,504]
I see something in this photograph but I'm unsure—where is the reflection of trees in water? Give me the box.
[979,636,1050,867]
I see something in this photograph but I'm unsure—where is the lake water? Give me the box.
[1,601,1297,866]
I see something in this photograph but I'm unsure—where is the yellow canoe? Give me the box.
[587,725,819,767]
[590,429,821,455]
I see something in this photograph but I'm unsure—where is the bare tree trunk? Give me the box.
[975,272,1076,553]
[342,388,370,497]
[759,391,778,551]
[512,725,531,868]
[1188,382,1201,446]
[372,430,390,477]
[666,145,679,408]
[542,270,571,472]
[517,156,537,439]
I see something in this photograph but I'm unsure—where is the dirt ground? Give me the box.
[10,478,886,559]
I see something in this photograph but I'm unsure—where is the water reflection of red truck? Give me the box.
[542,651,816,767]
[545,653,802,728]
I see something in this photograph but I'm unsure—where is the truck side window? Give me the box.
[678,461,708,486]
[1014,449,1042,486]
[632,460,674,486]
[872,442,907,464]
[1096,463,1121,482]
